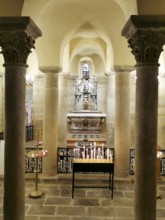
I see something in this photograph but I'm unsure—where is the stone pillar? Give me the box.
[105,72,115,147]
[32,73,44,140]
[40,66,62,175]
[122,15,165,220]
[114,67,131,177]
[58,72,68,147]
[0,17,41,220]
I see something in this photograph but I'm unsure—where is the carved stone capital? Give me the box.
[0,17,42,66]
[127,29,164,64]
[122,15,165,65]
[0,31,35,66]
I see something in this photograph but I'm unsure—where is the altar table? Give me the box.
[72,158,114,199]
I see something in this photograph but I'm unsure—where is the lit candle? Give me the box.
[110,152,113,161]
[98,148,100,159]
[91,149,93,159]
[86,148,89,159]
[107,148,109,159]
[78,148,79,158]
[102,144,104,158]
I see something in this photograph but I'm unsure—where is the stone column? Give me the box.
[105,72,115,147]
[114,66,131,177]
[40,66,62,175]
[0,17,41,220]
[58,72,68,147]
[122,15,165,220]
[32,73,44,140]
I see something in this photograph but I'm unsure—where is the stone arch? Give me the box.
[60,19,114,75]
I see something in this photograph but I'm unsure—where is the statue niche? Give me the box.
[74,70,97,111]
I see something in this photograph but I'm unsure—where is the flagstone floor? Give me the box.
[0,174,165,220]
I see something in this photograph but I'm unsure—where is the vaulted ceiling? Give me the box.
[0,0,165,75]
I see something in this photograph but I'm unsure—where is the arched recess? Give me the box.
[70,56,95,77]
[69,38,106,75]
[60,20,114,75]
[70,53,105,76]
[78,57,95,78]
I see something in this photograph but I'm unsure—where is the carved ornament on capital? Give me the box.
[0,17,41,66]
[122,15,165,65]
[0,31,35,66]
[127,29,165,64]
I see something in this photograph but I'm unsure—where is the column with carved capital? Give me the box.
[122,15,165,220]
[40,66,62,175]
[114,66,131,177]
[0,17,41,220]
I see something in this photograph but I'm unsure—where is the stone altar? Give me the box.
[67,111,106,133]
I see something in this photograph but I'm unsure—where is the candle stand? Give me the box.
[26,141,48,198]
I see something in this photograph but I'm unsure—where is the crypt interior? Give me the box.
[1,0,165,220]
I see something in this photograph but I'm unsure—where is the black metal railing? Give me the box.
[25,125,33,142]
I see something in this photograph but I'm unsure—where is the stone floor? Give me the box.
[0,174,165,220]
